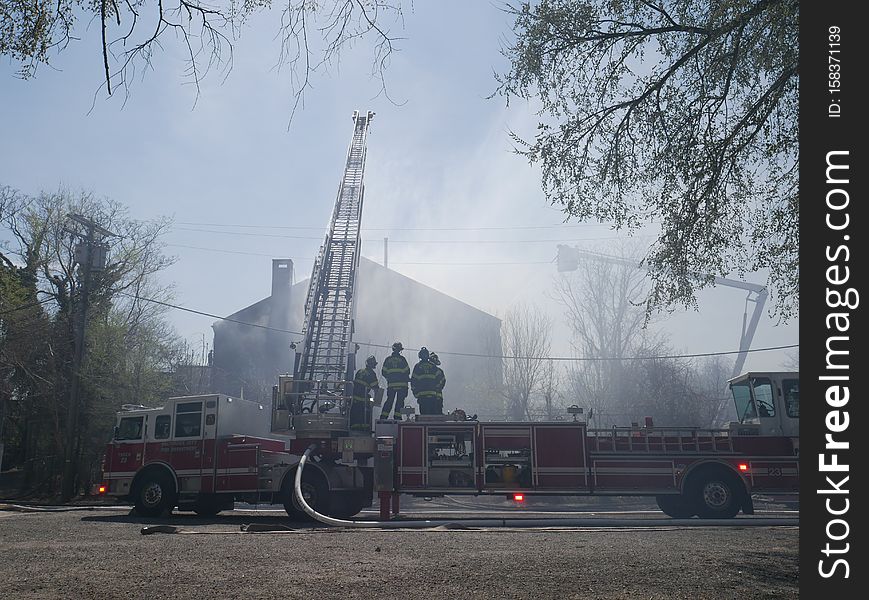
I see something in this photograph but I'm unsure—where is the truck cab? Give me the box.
[728,372,799,439]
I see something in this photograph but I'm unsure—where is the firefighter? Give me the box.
[380,341,410,421]
[429,352,446,415]
[411,347,441,415]
[349,355,380,432]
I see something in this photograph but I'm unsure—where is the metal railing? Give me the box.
[587,426,735,454]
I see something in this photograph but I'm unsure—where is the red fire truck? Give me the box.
[100,370,798,520]
[100,114,797,520]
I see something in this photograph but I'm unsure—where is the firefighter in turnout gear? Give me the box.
[349,355,380,432]
[429,352,446,415]
[411,347,443,415]
[380,342,410,420]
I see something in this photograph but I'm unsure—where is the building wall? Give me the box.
[211,258,502,415]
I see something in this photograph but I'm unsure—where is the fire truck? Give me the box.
[99,111,799,520]
[100,370,798,519]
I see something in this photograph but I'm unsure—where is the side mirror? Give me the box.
[112,426,119,440]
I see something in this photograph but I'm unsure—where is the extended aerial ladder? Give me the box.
[284,110,374,430]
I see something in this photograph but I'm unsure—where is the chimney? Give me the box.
[271,259,293,299]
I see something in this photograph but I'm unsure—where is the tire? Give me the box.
[689,469,743,519]
[192,495,227,517]
[328,492,367,519]
[134,470,176,517]
[655,494,696,519]
[282,470,330,521]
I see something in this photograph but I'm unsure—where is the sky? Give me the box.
[0,1,797,374]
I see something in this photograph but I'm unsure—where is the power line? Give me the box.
[166,243,287,258]
[176,221,608,232]
[0,296,56,316]
[167,242,555,266]
[126,292,797,363]
[118,293,305,336]
[355,341,800,362]
[171,226,643,245]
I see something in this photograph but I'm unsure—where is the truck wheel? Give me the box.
[690,469,742,519]
[328,492,367,519]
[283,471,330,521]
[193,495,227,517]
[134,471,176,517]
[655,494,696,519]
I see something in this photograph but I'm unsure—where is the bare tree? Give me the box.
[781,348,799,372]
[556,243,662,425]
[501,303,551,421]
[537,359,564,420]
[693,354,736,426]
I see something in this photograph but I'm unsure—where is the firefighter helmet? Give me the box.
[429,352,440,366]
[365,355,377,368]
[392,341,403,352]
[418,347,430,360]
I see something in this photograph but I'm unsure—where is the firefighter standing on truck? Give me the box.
[429,352,446,415]
[350,356,380,431]
[380,342,410,421]
[411,347,442,415]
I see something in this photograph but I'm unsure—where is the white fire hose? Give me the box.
[293,445,795,529]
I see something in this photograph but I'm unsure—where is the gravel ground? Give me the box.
[0,505,799,600]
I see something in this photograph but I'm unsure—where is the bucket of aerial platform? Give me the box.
[273,375,353,437]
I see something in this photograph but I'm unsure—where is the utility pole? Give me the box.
[61,214,114,502]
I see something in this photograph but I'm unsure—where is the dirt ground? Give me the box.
[0,503,798,600]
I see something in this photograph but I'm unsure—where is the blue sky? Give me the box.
[0,1,797,372]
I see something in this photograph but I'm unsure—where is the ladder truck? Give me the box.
[100,111,379,518]
[99,112,799,520]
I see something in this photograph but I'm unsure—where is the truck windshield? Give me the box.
[751,377,776,417]
[116,416,144,440]
[731,382,757,422]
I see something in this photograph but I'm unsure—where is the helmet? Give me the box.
[418,347,430,360]
[365,355,377,368]
[392,341,403,352]
[429,352,440,366]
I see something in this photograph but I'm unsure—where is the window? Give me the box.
[731,382,756,422]
[175,402,203,438]
[154,415,171,439]
[783,379,799,418]
[751,378,776,418]
[116,416,144,440]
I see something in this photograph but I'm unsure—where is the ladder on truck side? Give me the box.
[292,110,374,427]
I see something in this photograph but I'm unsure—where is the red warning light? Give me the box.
[513,494,524,502]
[98,485,107,494]
[738,464,748,472]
